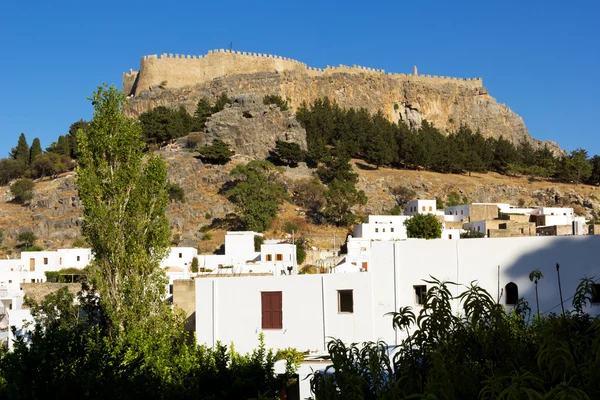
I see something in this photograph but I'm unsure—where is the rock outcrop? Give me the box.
[200,94,307,160]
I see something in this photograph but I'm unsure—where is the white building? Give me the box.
[195,235,600,355]
[405,199,438,216]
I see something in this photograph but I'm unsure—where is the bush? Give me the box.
[10,179,35,203]
[191,257,198,273]
[72,237,88,248]
[270,140,304,167]
[167,182,185,203]
[254,235,265,252]
[460,230,485,239]
[199,225,211,233]
[201,233,212,241]
[17,230,37,248]
[0,158,27,185]
[186,132,204,148]
[198,139,234,165]
[404,214,442,239]
[263,95,289,111]
[283,221,299,235]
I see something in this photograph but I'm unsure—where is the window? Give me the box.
[276,254,283,261]
[261,291,282,329]
[178,253,182,258]
[169,284,173,295]
[414,285,427,305]
[429,206,432,211]
[77,256,80,262]
[43,258,48,265]
[338,290,354,313]
[422,206,426,211]
[8,303,12,310]
[266,254,272,261]
[31,279,35,283]
[8,280,12,283]
[448,234,453,239]
[505,282,518,305]
[59,258,62,265]
[592,284,599,304]
[461,210,463,215]
[375,228,378,233]
[382,228,385,233]
[391,228,394,233]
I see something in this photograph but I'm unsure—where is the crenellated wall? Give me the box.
[124,49,482,96]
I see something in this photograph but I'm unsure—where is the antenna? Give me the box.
[229,42,233,52]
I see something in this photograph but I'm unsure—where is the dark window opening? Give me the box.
[338,290,354,313]
[414,285,427,305]
[505,282,518,305]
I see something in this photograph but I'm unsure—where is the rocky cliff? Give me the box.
[123,53,559,151]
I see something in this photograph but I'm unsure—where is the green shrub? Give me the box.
[263,95,289,111]
[11,179,35,203]
[201,233,212,241]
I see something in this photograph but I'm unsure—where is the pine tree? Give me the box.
[10,133,29,164]
[194,98,212,130]
[29,138,43,164]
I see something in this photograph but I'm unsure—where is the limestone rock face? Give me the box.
[201,94,307,160]
[124,70,560,152]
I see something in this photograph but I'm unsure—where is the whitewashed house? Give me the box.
[194,235,600,356]
[405,199,439,216]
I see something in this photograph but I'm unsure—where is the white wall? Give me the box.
[532,207,574,216]
[353,216,409,241]
[194,235,600,356]
[444,205,470,221]
[56,248,92,269]
[160,247,198,269]
[260,243,297,275]
[196,273,374,354]
[406,200,436,216]
[225,231,260,260]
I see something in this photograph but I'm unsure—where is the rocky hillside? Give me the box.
[123,70,559,152]
[1,148,599,254]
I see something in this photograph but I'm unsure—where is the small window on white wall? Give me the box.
[338,290,354,313]
[414,285,427,305]
[375,228,378,233]
[391,228,394,233]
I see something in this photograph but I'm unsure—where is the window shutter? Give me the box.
[262,291,282,329]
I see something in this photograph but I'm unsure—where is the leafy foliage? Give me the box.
[198,138,234,165]
[76,84,172,336]
[17,230,37,247]
[460,229,485,238]
[270,140,304,167]
[212,92,232,113]
[139,105,195,145]
[263,94,289,111]
[31,152,72,179]
[311,277,600,399]
[10,178,35,203]
[167,181,185,203]
[404,213,442,239]
[10,133,29,164]
[227,160,288,232]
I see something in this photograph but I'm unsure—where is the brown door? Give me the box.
[362,262,368,271]
[29,258,35,271]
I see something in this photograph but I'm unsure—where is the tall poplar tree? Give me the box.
[76,84,172,337]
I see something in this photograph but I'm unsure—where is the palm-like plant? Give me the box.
[529,269,544,316]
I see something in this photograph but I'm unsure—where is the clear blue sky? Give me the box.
[1,0,598,157]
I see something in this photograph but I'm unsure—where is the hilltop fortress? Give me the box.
[123,49,555,149]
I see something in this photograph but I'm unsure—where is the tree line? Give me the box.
[296,97,600,184]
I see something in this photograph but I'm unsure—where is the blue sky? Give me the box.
[0,0,598,157]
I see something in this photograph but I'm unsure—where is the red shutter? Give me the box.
[261,292,282,329]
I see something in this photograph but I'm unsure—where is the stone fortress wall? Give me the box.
[123,49,483,96]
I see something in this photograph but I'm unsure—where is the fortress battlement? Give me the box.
[123,49,483,96]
